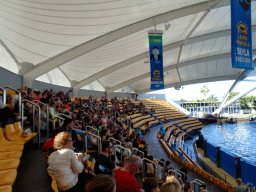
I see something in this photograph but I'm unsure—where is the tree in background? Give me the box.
[207,94,218,102]
[239,96,250,109]
[200,85,209,101]
[227,92,240,101]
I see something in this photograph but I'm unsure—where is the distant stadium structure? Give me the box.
[138,93,166,101]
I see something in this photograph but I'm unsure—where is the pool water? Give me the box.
[201,121,256,166]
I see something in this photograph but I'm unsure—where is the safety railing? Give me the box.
[4,86,22,115]
[114,145,128,167]
[154,159,165,166]
[132,148,144,159]
[84,132,101,155]
[53,116,65,130]
[108,138,122,161]
[86,126,99,136]
[167,169,182,178]
[21,99,41,148]
[34,100,49,137]
[191,179,205,192]
[142,158,156,179]
[108,137,121,145]
[57,113,72,119]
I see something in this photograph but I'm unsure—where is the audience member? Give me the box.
[0,98,26,128]
[232,178,247,192]
[160,180,182,192]
[180,167,188,183]
[198,184,207,192]
[183,181,192,192]
[87,127,98,151]
[42,127,65,155]
[47,131,92,192]
[94,141,121,176]
[114,155,142,192]
[143,177,158,192]
[86,174,116,192]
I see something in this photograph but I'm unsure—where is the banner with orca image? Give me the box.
[231,0,253,69]
[149,34,164,90]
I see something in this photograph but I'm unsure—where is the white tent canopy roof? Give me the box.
[0,0,255,94]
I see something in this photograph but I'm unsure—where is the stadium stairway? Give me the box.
[143,121,225,192]
[12,147,52,192]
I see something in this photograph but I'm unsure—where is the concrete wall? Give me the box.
[32,80,71,94]
[0,67,135,98]
[0,67,22,90]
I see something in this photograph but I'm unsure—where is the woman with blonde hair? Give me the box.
[160,180,182,192]
[47,131,91,192]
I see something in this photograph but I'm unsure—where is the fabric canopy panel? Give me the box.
[80,80,105,92]
[0,43,19,74]
[36,68,71,87]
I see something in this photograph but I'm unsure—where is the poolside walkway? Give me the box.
[197,147,237,186]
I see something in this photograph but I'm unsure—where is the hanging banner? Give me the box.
[231,0,253,70]
[149,33,164,90]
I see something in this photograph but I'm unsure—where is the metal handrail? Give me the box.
[84,132,101,155]
[53,116,65,130]
[154,159,165,166]
[191,179,205,192]
[194,179,204,185]
[57,113,72,119]
[168,169,181,177]
[108,137,121,145]
[21,99,41,148]
[4,86,21,115]
[86,126,99,136]
[132,148,144,159]
[34,100,49,137]
[142,158,156,179]
[114,145,128,167]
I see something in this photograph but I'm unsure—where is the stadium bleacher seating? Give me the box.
[0,87,236,192]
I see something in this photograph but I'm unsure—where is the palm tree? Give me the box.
[200,85,209,101]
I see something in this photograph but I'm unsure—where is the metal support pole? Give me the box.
[86,126,99,136]
[203,140,207,157]
[235,157,241,179]
[32,105,35,132]
[34,100,50,137]
[22,99,41,148]
[114,145,128,167]
[21,103,24,129]
[2,89,6,106]
[84,133,102,155]
[142,158,156,180]
[216,147,221,167]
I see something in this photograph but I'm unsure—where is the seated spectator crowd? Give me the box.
[1,86,210,192]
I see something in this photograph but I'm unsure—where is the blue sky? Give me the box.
[149,79,256,101]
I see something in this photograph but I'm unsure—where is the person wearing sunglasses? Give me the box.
[47,131,91,192]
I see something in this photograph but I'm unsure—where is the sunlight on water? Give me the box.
[201,122,256,165]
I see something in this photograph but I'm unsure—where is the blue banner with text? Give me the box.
[149,34,164,90]
[231,0,253,69]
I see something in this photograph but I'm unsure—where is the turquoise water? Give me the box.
[201,121,256,166]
